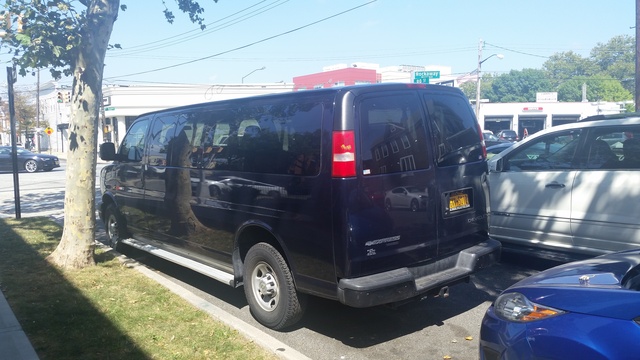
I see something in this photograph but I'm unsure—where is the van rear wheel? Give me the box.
[243,243,306,330]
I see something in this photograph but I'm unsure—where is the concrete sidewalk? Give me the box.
[0,290,39,359]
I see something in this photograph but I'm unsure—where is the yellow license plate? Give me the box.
[449,193,470,211]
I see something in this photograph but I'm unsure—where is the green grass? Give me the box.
[0,217,276,360]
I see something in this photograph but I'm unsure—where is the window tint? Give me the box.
[505,130,581,171]
[180,99,323,175]
[359,92,429,175]
[119,117,151,162]
[424,93,483,166]
[147,115,178,167]
[593,125,640,170]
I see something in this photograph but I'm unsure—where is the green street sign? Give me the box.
[413,70,441,84]
[104,107,115,111]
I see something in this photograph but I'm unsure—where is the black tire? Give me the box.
[104,203,127,251]
[24,159,38,173]
[385,199,392,212]
[410,199,419,212]
[243,243,306,330]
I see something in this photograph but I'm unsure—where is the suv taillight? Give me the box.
[332,130,356,178]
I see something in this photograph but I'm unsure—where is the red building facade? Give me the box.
[293,67,380,91]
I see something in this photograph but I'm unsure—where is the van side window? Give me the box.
[119,117,151,162]
[185,100,323,175]
[147,115,178,167]
[424,94,483,166]
[359,92,429,175]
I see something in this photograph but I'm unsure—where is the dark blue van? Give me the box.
[98,83,500,330]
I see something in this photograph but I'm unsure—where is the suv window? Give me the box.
[593,125,640,170]
[505,130,581,171]
[359,92,429,175]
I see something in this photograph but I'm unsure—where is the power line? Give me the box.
[105,0,377,80]
[484,42,551,59]
[109,0,289,57]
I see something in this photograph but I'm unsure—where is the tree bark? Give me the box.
[47,0,120,269]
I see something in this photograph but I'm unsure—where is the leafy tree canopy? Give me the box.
[486,68,552,103]
[0,0,210,79]
[557,75,632,102]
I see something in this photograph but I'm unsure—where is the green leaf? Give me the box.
[15,33,31,46]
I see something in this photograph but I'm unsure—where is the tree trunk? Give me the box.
[47,0,120,269]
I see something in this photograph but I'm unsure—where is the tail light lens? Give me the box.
[332,130,356,178]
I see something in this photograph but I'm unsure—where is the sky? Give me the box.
[5,0,638,91]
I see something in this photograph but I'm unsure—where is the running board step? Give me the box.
[121,238,235,286]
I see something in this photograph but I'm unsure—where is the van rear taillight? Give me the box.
[332,130,356,177]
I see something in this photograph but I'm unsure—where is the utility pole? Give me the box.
[634,0,640,111]
[475,39,483,119]
[7,66,21,219]
[36,68,40,152]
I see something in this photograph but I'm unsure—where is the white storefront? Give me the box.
[478,100,626,139]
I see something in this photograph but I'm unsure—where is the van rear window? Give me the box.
[359,92,429,175]
[424,94,483,166]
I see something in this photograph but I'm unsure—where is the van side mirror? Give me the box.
[99,142,117,161]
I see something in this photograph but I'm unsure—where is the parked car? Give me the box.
[98,83,500,330]
[384,186,428,212]
[0,146,60,173]
[485,143,513,160]
[483,132,510,147]
[495,129,519,142]
[480,249,640,360]
[488,114,640,259]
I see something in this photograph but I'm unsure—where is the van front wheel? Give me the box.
[243,243,306,330]
[104,203,127,251]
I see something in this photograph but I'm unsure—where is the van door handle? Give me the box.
[545,182,565,189]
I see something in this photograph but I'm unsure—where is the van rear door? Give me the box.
[340,87,488,278]
[345,89,438,277]
[423,91,488,256]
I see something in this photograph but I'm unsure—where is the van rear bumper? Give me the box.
[337,238,501,308]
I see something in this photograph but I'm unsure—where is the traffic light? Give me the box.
[103,125,111,134]
[64,91,71,103]
[56,92,62,103]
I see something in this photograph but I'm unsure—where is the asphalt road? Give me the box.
[0,163,554,360]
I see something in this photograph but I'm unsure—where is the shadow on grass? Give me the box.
[0,217,150,360]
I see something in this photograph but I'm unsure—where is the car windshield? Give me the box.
[16,148,34,155]
[406,186,422,193]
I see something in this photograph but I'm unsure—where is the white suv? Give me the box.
[488,114,640,259]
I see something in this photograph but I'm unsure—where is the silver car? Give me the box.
[488,114,640,259]
[384,186,428,212]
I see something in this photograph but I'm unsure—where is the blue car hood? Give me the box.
[508,250,640,320]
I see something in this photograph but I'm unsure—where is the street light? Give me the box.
[475,39,503,119]
[241,66,266,84]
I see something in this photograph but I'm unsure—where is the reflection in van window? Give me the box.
[360,92,429,175]
[179,101,323,175]
[424,94,482,166]
[119,117,151,162]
